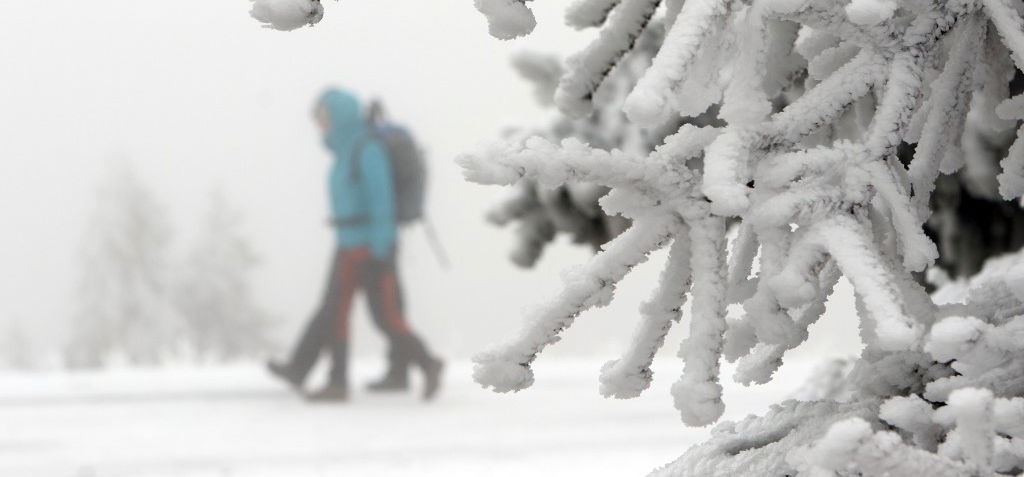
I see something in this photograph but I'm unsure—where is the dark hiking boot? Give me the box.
[367,374,409,393]
[422,358,444,402]
[306,383,349,402]
[266,360,302,391]
[368,345,410,393]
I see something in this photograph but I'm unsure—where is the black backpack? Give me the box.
[350,124,427,226]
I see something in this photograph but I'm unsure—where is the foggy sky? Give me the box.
[0,0,862,363]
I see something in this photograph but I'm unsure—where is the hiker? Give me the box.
[268,88,443,402]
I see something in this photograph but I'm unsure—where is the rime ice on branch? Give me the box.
[484,33,710,268]
[483,51,643,268]
[249,0,324,31]
[459,0,1024,454]
[474,0,538,40]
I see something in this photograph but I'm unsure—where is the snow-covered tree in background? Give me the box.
[457,0,1024,475]
[1,319,36,370]
[172,191,277,362]
[67,167,275,368]
[66,165,180,368]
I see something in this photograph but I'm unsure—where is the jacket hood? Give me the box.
[318,88,365,154]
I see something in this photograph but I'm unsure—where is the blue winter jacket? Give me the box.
[319,89,396,259]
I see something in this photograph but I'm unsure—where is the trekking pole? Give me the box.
[421,218,451,269]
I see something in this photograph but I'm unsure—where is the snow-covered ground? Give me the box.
[0,359,816,477]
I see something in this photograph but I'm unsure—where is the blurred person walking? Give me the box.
[268,88,443,402]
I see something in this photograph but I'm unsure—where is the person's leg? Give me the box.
[363,257,411,390]
[307,249,363,400]
[363,256,443,399]
[269,250,347,388]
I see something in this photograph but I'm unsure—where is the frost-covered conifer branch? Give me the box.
[249,0,324,31]
[475,0,538,39]
[909,14,987,218]
[734,260,841,385]
[652,247,1024,475]
[789,417,974,476]
[472,213,680,392]
[556,0,662,117]
[651,399,882,477]
[482,43,689,268]
[672,214,728,425]
[461,136,662,192]
[566,0,622,29]
[623,0,730,126]
[459,0,1024,447]
[600,224,692,399]
[250,0,1024,473]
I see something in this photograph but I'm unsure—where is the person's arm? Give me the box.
[360,142,397,260]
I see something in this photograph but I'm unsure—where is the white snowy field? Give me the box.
[0,358,818,477]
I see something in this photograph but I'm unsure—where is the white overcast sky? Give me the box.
[0,0,862,362]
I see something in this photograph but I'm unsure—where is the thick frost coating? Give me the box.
[565,0,622,29]
[660,249,1024,476]
[879,394,941,450]
[673,216,728,426]
[472,214,678,393]
[249,0,323,31]
[649,400,880,477]
[844,0,898,26]
[555,0,661,117]
[624,0,730,126]
[600,225,691,399]
[483,34,686,270]
[909,14,986,217]
[789,417,973,476]
[998,125,1024,200]
[459,125,723,409]
[474,0,537,40]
